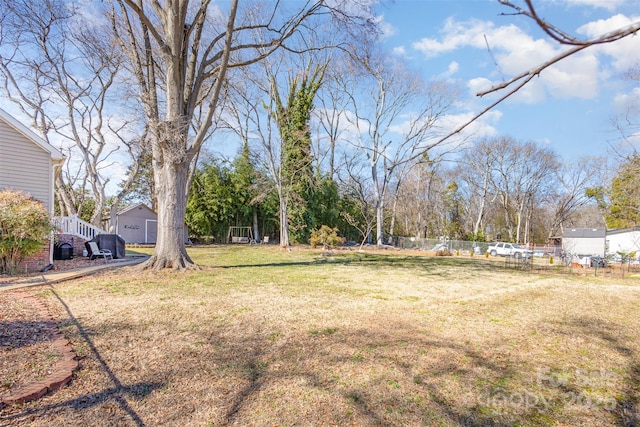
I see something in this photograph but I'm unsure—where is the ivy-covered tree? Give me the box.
[442,181,465,240]
[311,176,342,230]
[271,63,326,245]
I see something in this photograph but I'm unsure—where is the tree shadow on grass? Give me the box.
[203,313,640,425]
[218,252,503,275]
[0,382,162,424]
[0,288,164,427]
[0,320,56,350]
[321,325,526,426]
[193,318,545,426]
[551,316,640,426]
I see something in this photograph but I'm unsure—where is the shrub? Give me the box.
[309,225,345,250]
[0,190,54,274]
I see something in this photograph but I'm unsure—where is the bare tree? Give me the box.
[457,138,498,241]
[545,156,604,239]
[313,52,354,181]
[484,138,558,243]
[392,157,446,239]
[107,0,375,269]
[458,137,559,243]
[342,47,458,245]
[339,156,376,248]
[510,142,559,243]
[609,64,640,160]
[0,0,144,226]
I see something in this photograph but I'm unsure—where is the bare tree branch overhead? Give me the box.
[433,0,640,147]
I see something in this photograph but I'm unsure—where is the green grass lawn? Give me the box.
[3,245,639,426]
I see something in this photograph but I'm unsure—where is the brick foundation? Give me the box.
[12,235,90,274]
[18,244,51,274]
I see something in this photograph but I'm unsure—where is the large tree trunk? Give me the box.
[375,200,385,246]
[141,160,195,271]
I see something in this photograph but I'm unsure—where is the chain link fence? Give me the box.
[386,235,638,278]
[390,236,559,256]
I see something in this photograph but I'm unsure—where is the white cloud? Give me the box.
[392,45,407,57]
[613,86,640,113]
[543,53,600,98]
[468,77,494,96]
[437,110,502,145]
[414,17,606,103]
[511,79,549,104]
[412,18,493,57]
[563,0,626,11]
[438,61,460,79]
[373,14,396,39]
[578,14,640,71]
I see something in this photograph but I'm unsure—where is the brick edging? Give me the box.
[0,294,78,406]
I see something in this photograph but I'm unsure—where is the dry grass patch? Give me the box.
[1,245,639,426]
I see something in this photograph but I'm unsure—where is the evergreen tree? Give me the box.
[606,153,640,228]
[442,181,465,239]
[311,176,341,230]
[186,160,235,242]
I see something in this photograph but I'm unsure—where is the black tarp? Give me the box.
[90,234,126,259]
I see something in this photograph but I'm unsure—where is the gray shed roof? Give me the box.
[117,203,156,216]
[562,228,606,238]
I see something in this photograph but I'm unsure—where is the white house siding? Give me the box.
[0,119,53,211]
[0,109,64,272]
[562,237,605,257]
[606,229,640,255]
[561,228,606,257]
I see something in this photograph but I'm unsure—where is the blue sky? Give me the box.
[373,0,640,161]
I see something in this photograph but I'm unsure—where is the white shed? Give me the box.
[562,228,606,257]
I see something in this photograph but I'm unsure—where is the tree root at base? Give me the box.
[137,254,201,272]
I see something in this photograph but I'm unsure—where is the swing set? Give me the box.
[227,226,254,244]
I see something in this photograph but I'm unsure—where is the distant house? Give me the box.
[112,203,158,244]
[0,108,65,271]
[606,227,640,256]
[561,228,606,257]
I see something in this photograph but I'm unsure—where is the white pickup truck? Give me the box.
[487,242,533,259]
